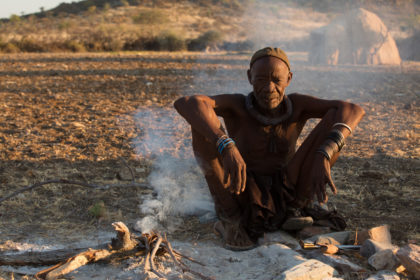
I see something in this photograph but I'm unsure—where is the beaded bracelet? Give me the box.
[216,135,229,147]
[332,123,352,134]
[216,135,235,155]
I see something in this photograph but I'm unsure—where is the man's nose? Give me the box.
[266,81,276,93]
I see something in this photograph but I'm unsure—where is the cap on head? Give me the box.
[250,47,290,70]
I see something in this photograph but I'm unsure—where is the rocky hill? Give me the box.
[0,0,418,54]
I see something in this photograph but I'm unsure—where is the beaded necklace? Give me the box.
[245,92,293,153]
[245,92,293,126]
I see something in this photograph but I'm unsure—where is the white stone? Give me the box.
[396,244,420,279]
[365,270,400,280]
[258,230,300,249]
[304,250,364,273]
[368,249,399,270]
[280,259,338,280]
[257,243,306,266]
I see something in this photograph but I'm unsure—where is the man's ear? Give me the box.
[247,69,252,85]
[286,71,293,86]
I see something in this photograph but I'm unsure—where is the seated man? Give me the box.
[174,47,365,250]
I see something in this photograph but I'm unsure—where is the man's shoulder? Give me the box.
[212,93,247,117]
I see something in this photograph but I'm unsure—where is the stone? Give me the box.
[322,245,339,255]
[356,225,392,245]
[116,168,133,181]
[257,243,306,267]
[396,244,420,279]
[282,216,313,231]
[258,230,300,250]
[309,8,401,65]
[365,270,400,280]
[304,250,365,274]
[297,226,331,240]
[360,239,398,259]
[368,249,399,270]
[280,259,338,280]
[305,231,351,245]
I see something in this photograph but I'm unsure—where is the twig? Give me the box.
[0,179,148,204]
[35,262,64,280]
[162,235,212,280]
[172,250,205,266]
[149,234,165,279]
[119,157,136,183]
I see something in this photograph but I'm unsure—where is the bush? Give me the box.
[188,30,224,51]
[82,26,125,52]
[0,42,20,53]
[156,33,186,51]
[9,14,21,24]
[132,10,169,25]
[125,32,186,51]
[58,20,73,31]
[222,40,254,51]
[64,40,86,52]
[87,5,97,14]
[14,38,45,52]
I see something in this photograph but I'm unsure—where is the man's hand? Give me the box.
[311,153,337,203]
[221,146,247,195]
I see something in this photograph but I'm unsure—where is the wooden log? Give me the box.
[0,244,108,266]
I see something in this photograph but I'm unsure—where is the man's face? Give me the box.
[247,56,292,112]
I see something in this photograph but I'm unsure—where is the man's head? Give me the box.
[247,47,293,113]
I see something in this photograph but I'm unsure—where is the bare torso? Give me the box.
[220,94,306,174]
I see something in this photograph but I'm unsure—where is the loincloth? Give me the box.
[243,170,295,239]
[240,170,347,239]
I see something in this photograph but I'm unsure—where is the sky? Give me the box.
[1,0,83,19]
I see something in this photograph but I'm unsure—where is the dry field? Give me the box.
[0,51,419,278]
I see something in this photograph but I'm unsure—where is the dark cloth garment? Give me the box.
[213,169,347,240]
[242,170,294,239]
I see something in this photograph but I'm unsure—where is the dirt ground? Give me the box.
[0,52,419,279]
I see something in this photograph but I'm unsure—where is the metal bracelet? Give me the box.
[327,129,345,151]
[332,123,352,134]
[316,149,331,161]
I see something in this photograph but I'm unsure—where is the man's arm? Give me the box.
[290,93,365,203]
[174,94,247,195]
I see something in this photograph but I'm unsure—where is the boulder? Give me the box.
[360,239,398,258]
[304,250,365,274]
[280,259,338,280]
[368,249,399,270]
[396,244,420,279]
[365,270,400,280]
[356,225,392,245]
[309,8,401,65]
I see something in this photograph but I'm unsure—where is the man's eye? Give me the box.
[257,78,268,82]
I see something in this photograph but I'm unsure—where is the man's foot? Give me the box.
[213,220,257,251]
[281,207,313,231]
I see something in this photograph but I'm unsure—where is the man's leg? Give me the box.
[286,109,340,207]
[191,128,255,249]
